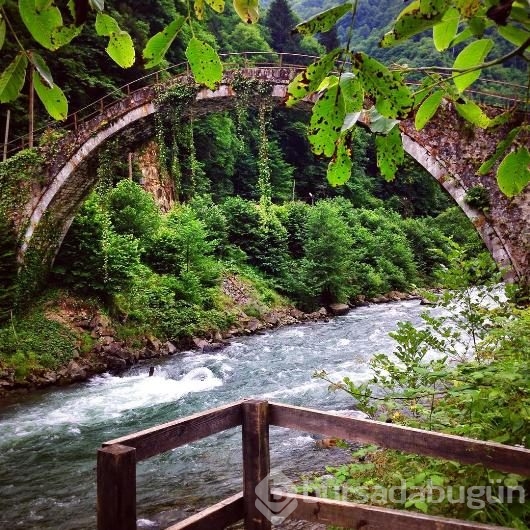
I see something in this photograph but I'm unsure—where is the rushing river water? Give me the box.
[0,300,427,529]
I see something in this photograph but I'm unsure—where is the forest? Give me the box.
[0,0,491,376]
[0,0,529,527]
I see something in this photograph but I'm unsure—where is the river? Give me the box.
[0,300,427,529]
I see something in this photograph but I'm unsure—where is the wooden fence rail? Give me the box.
[97,399,530,530]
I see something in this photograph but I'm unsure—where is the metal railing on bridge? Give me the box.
[2,51,527,161]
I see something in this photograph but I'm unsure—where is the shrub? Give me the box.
[146,206,219,283]
[53,193,142,294]
[106,179,161,241]
[401,218,450,280]
[301,200,354,304]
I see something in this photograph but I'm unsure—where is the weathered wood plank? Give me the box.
[269,403,530,476]
[97,444,136,530]
[165,492,244,530]
[242,400,272,530]
[103,401,243,461]
[271,490,513,530]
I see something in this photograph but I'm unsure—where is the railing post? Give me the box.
[97,444,136,530]
[242,400,271,530]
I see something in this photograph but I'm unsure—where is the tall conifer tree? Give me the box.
[264,0,303,54]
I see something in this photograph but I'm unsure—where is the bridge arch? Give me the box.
[10,59,529,287]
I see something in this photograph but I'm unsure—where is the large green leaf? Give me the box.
[496,147,530,197]
[294,2,351,36]
[455,99,491,128]
[194,0,204,20]
[0,18,5,51]
[452,38,493,92]
[415,89,443,130]
[19,0,61,49]
[308,81,345,157]
[364,106,399,134]
[478,127,522,176]
[375,126,404,181]
[106,31,135,68]
[433,7,459,51]
[380,0,447,47]
[51,23,83,48]
[205,0,224,13]
[96,13,135,68]
[498,25,530,47]
[0,53,28,103]
[352,52,412,119]
[327,135,352,187]
[143,16,185,68]
[233,0,259,24]
[95,12,119,35]
[185,37,222,89]
[339,72,363,113]
[34,74,68,120]
[285,48,341,107]
[28,51,53,88]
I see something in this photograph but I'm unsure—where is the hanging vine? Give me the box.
[232,73,275,213]
[154,82,199,200]
[257,102,273,214]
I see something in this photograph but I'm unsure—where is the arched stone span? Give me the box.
[14,66,530,284]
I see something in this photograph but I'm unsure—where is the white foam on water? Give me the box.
[336,338,351,347]
[137,519,158,528]
[282,435,314,447]
[261,380,321,398]
[0,367,223,439]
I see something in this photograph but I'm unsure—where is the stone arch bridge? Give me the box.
[3,53,529,288]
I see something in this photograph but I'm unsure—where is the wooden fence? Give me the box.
[97,399,530,530]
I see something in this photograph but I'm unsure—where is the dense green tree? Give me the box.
[53,193,141,294]
[107,180,160,241]
[264,0,303,54]
[227,23,274,62]
[301,200,354,304]
[146,206,217,282]
[276,201,310,260]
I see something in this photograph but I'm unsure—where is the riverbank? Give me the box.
[0,286,420,401]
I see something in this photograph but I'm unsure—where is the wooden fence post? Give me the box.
[97,444,136,530]
[242,400,271,530]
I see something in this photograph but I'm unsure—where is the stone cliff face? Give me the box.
[136,140,175,212]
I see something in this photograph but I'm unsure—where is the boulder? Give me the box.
[165,341,178,354]
[146,335,163,351]
[420,297,436,306]
[328,303,350,316]
[290,308,305,321]
[106,356,127,372]
[203,342,224,352]
[66,360,87,382]
[193,337,209,351]
[246,318,262,332]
